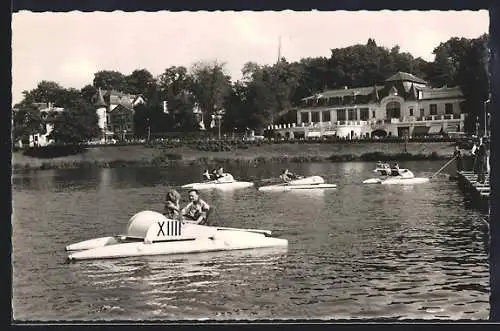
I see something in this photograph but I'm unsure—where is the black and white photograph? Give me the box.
[11,8,493,321]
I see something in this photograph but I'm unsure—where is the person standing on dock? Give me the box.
[476,137,487,184]
[453,145,463,173]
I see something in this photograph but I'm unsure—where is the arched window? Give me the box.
[386,101,401,119]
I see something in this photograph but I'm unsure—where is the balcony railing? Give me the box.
[269,114,465,130]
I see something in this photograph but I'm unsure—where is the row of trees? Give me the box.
[13,34,490,145]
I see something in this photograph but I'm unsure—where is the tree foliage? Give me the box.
[12,105,44,142]
[189,61,232,128]
[93,70,127,91]
[48,100,100,144]
[125,69,156,96]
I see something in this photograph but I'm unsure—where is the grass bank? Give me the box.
[12,141,459,171]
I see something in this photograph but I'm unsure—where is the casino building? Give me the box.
[269,72,466,139]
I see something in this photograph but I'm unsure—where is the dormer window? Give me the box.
[389,86,398,96]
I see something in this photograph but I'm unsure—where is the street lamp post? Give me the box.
[484,97,491,138]
[147,117,151,144]
[212,113,222,140]
[211,109,224,140]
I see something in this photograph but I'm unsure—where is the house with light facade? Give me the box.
[15,102,65,147]
[269,72,466,139]
[94,88,146,141]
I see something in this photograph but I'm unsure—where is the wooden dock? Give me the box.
[456,171,490,214]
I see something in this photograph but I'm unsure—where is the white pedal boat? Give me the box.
[363,169,429,185]
[66,210,287,261]
[181,174,254,190]
[258,176,337,192]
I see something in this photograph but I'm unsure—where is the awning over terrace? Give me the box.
[412,126,429,136]
[443,123,460,133]
[428,124,443,135]
[306,131,321,137]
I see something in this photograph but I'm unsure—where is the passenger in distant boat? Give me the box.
[377,161,391,176]
[181,189,211,225]
[163,189,182,221]
[391,162,401,176]
[214,167,226,179]
[280,169,299,182]
[202,169,212,181]
[453,145,463,173]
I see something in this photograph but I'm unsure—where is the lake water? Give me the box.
[12,161,490,321]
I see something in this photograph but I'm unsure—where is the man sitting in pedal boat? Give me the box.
[181,189,211,225]
[280,169,300,182]
[390,162,402,176]
[215,167,226,179]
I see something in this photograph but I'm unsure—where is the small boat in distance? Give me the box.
[363,168,429,185]
[66,210,288,261]
[182,173,254,190]
[258,175,337,192]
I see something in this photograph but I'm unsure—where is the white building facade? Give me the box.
[270,72,466,139]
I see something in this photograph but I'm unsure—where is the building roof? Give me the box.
[420,86,464,100]
[31,102,64,112]
[95,88,107,107]
[302,85,385,100]
[385,72,427,84]
[98,89,136,109]
[39,107,64,113]
[108,102,134,113]
[300,72,463,103]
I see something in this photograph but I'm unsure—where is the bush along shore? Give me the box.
[12,150,458,172]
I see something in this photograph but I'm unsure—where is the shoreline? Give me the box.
[12,142,462,172]
[12,152,457,172]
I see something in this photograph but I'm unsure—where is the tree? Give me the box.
[125,69,156,96]
[93,70,127,91]
[12,105,44,143]
[48,100,100,144]
[157,66,198,131]
[226,59,303,131]
[56,88,87,109]
[189,61,232,129]
[16,81,65,108]
[264,58,303,119]
[429,37,473,87]
[80,85,97,105]
[455,34,490,132]
[411,57,433,81]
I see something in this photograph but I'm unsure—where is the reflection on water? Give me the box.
[66,248,289,320]
[12,161,489,320]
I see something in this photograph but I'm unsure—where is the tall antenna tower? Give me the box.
[277,36,282,64]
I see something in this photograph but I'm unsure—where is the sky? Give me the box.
[11,10,489,105]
